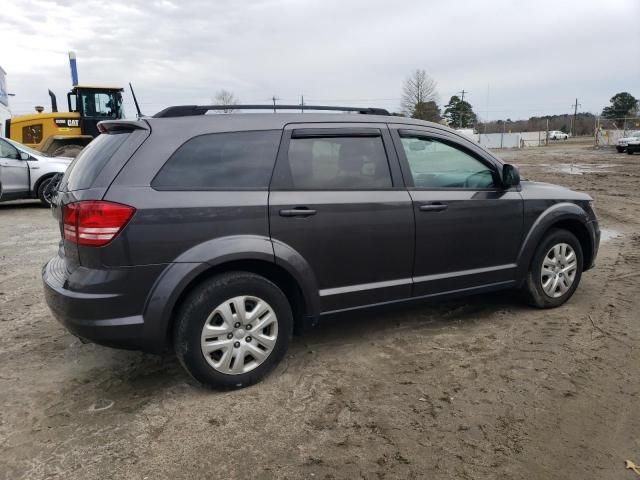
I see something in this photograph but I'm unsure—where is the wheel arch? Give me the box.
[142,236,320,352]
[32,172,58,198]
[516,203,595,282]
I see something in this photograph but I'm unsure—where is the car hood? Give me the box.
[520,180,592,201]
[618,136,639,143]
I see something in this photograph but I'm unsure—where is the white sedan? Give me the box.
[549,131,569,140]
[616,131,640,153]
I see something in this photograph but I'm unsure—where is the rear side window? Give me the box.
[282,136,392,190]
[61,133,129,191]
[152,130,281,190]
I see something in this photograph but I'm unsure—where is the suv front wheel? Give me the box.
[173,271,293,389]
[524,229,583,308]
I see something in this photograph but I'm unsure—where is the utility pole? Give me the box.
[571,98,581,137]
[271,95,280,113]
[300,94,304,113]
[458,89,467,128]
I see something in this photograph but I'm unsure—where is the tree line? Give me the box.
[399,69,638,133]
[211,71,638,134]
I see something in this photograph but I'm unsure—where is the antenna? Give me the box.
[129,82,144,118]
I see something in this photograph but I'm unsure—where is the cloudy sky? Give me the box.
[1,0,639,120]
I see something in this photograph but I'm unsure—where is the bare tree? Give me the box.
[401,69,438,117]
[213,89,239,113]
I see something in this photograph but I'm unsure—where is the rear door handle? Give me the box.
[419,203,448,212]
[279,208,317,217]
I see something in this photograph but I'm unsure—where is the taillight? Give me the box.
[63,201,135,246]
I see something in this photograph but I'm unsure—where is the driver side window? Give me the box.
[0,139,19,159]
[400,136,495,189]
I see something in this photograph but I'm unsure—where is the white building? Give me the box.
[0,65,11,137]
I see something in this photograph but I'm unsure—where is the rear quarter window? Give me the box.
[151,130,281,190]
[60,133,129,191]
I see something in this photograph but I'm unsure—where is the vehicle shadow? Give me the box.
[298,289,526,348]
[0,200,46,210]
[71,289,526,398]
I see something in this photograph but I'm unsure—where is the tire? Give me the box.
[628,148,635,155]
[616,147,624,153]
[51,144,84,158]
[523,229,583,308]
[173,271,293,389]
[37,176,55,206]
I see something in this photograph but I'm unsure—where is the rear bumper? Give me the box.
[42,255,167,352]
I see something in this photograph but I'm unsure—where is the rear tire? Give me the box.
[523,229,583,308]
[173,271,293,389]
[51,144,84,158]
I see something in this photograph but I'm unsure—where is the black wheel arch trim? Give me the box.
[141,235,320,351]
[516,202,595,282]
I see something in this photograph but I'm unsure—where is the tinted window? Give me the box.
[152,130,281,190]
[400,136,495,189]
[0,139,19,159]
[61,132,129,191]
[285,136,391,189]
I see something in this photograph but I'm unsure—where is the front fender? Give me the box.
[516,202,590,280]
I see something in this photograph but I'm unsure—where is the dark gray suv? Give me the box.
[42,105,600,389]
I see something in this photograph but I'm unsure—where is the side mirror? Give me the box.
[502,164,520,188]
[19,152,31,161]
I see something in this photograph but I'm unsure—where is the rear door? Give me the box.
[390,126,523,297]
[269,123,414,313]
[0,139,29,196]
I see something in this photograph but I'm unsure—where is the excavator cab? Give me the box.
[8,85,125,157]
[68,86,124,137]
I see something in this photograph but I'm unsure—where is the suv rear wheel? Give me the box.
[524,229,583,308]
[173,271,293,389]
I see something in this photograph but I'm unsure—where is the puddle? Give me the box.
[546,163,621,175]
[600,228,623,242]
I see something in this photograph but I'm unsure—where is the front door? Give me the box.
[269,124,414,313]
[0,139,29,198]
[391,127,523,297]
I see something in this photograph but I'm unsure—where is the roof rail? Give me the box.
[153,104,391,118]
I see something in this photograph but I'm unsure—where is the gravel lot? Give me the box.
[1,143,639,479]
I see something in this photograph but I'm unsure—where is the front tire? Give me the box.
[616,146,625,153]
[173,272,293,389]
[37,177,54,206]
[524,229,583,308]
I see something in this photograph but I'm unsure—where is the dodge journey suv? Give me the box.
[43,105,600,389]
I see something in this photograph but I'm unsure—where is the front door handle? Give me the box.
[419,203,448,212]
[279,208,317,217]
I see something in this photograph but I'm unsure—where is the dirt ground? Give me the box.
[1,142,639,480]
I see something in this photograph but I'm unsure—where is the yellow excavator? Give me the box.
[5,53,126,157]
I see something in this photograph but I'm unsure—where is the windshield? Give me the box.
[5,138,49,157]
[78,90,123,118]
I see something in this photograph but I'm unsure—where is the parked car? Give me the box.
[627,138,640,155]
[42,105,600,389]
[616,131,640,153]
[549,131,569,140]
[0,137,71,205]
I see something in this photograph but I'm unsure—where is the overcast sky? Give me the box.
[1,0,639,120]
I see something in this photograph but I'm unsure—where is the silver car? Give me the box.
[0,137,72,205]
